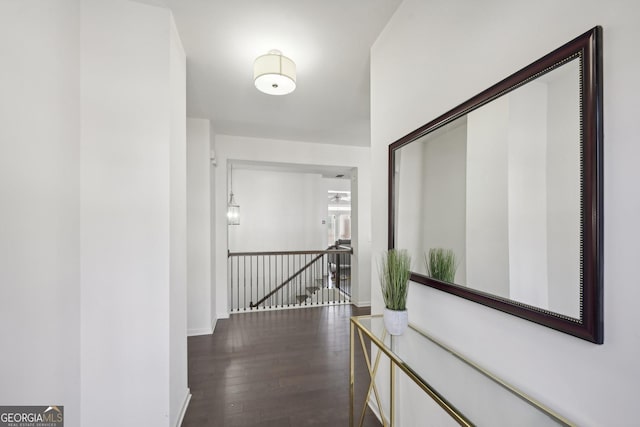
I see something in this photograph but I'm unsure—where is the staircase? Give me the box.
[296,285,321,304]
[228,246,352,312]
[296,275,350,305]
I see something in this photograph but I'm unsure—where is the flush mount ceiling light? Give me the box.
[253,50,296,95]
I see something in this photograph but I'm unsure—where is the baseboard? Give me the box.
[354,301,371,308]
[218,311,230,319]
[188,314,220,336]
[187,327,212,337]
[176,388,191,427]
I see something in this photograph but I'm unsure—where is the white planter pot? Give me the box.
[383,308,408,336]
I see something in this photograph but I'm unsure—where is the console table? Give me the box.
[349,315,574,427]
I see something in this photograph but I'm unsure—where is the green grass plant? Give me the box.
[425,248,458,283]
[379,249,411,311]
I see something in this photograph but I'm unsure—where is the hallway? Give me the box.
[183,305,381,426]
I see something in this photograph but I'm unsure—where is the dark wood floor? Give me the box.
[182,304,382,426]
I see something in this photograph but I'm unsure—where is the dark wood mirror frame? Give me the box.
[388,27,603,344]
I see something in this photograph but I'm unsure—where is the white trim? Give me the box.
[354,300,371,308]
[187,327,212,337]
[176,388,191,427]
[218,311,230,319]
[187,316,219,336]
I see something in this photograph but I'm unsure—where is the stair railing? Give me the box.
[249,252,324,308]
[228,245,352,312]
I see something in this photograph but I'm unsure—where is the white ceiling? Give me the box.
[154,0,402,146]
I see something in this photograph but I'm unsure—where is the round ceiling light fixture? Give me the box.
[253,50,296,95]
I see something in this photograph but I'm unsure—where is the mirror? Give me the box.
[389,27,603,343]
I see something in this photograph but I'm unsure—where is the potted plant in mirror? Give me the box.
[425,248,458,283]
[379,249,411,336]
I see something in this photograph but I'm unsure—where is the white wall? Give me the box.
[0,2,80,426]
[214,135,371,315]
[371,1,640,425]
[228,169,327,252]
[81,2,188,426]
[1,2,188,426]
[187,118,214,335]
[168,16,188,427]
[209,122,217,330]
[348,167,368,306]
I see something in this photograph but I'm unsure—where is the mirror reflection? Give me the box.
[394,58,581,319]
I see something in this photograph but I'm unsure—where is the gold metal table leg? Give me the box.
[390,357,395,426]
[357,327,389,427]
[350,320,354,427]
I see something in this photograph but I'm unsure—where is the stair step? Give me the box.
[306,286,320,294]
[296,295,309,303]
